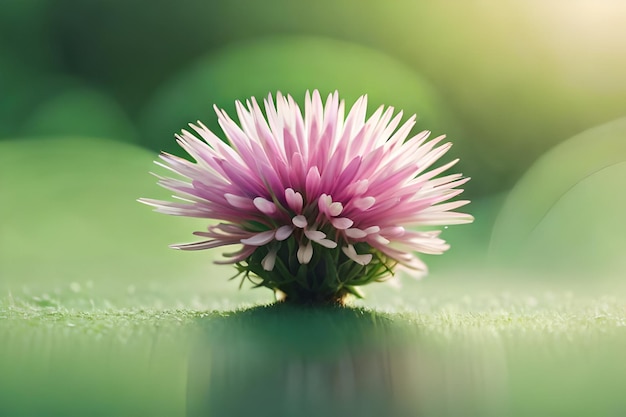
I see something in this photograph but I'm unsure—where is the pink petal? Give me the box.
[304,229,326,241]
[353,196,375,211]
[292,215,308,228]
[368,234,390,245]
[224,193,254,209]
[345,228,367,239]
[380,226,405,237]
[363,226,381,234]
[328,202,343,217]
[331,217,354,230]
[275,225,294,241]
[317,194,333,216]
[305,166,321,199]
[253,197,277,215]
[240,230,275,246]
[285,188,303,213]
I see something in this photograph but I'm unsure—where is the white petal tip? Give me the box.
[292,215,308,228]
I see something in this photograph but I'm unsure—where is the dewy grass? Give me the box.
[1,289,625,416]
[1,288,624,336]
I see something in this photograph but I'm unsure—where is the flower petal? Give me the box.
[240,230,275,246]
[297,241,313,264]
[318,193,343,217]
[342,245,372,266]
[292,215,308,228]
[224,193,254,209]
[285,188,303,213]
[369,234,390,245]
[275,225,294,241]
[253,197,277,215]
[353,196,375,211]
[262,248,278,271]
[363,226,381,234]
[331,217,354,230]
[304,229,326,241]
[328,202,343,217]
[345,228,367,239]
[317,194,332,216]
[316,238,338,249]
[305,166,321,198]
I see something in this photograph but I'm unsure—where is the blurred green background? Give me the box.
[1,1,626,416]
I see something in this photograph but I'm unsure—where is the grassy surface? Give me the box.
[1,277,625,417]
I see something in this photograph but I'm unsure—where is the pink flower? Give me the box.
[140,90,473,303]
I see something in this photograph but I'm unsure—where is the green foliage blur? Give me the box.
[3,0,625,284]
[3,0,626,193]
[1,1,626,416]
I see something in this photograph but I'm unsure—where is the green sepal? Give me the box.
[230,235,399,304]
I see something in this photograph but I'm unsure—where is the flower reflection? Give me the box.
[187,305,508,417]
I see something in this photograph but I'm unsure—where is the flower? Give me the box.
[140,90,473,304]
